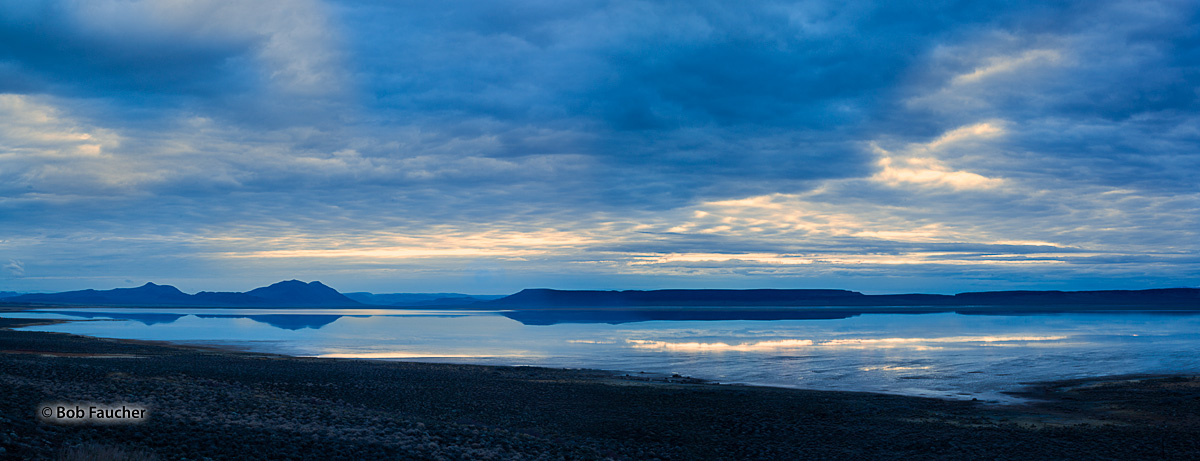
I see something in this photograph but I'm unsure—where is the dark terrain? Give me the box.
[2,316,1199,460]
[1,280,361,308]
[492,287,1200,308]
[6,283,1198,311]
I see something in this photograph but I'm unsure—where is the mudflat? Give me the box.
[1,317,1198,460]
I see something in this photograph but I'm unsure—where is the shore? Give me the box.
[2,317,1199,459]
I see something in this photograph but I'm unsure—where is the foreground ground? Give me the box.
[1,316,1199,460]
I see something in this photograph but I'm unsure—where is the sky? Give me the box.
[1,0,1198,295]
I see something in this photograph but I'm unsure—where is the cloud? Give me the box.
[951,49,1063,84]
[0,0,1197,293]
[869,122,1007,190]
[3,259,23,277]
[0,94,133,197]
[0,0,347,128]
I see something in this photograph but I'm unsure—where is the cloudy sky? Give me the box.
[1,0,1198,294]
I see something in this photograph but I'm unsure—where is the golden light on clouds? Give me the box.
[0,94,119,158]
[629,253,816,265]
[870,122,1006,190]
[213,228,599,261]
[223,247,543,259]
[952,49,1063,84]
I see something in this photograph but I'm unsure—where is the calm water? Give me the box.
[6,308,1200,403]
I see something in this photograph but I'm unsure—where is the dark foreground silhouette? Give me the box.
[491,287,1200,308]
[5,282,1198,311]
[1,316,1198,460]
[2,280,362,307]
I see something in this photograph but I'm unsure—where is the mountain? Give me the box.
[244,280,361,307]
[2,281,361,307]
[951,288,1200,306]
[343,292,504,306]
[6,284,1197,310]
[490,288,1200,308]
[491,288,867,307]
[6,282,196,306]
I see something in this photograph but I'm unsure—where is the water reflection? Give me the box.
[4,308,1200,403]
[502,309,860,325]
[195,314,349,330]
[30,309,473,331]
[38,310,353,330]
[624,335,1073,352]
[41,311,187,326]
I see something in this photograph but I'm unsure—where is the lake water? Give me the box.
[6,308,1200,404]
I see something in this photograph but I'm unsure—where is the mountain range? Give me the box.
[2,283,1197,309]
[342,292,505,306]
[489,288,1200,308]
[2,280,362,307]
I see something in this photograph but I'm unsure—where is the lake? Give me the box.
[5,307,1200,404]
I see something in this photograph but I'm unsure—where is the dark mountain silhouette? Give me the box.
[7,282,196,306]
[411,296,505,306]
[488,288,1200,325]
[245,280,361,306]
[343,292,504,306]
[4,283,1197,310]
[492,289,866,307]
[3,281,361,307]
[191,291,271,306]
[502,309,864,325]
[951,288,1200,306]
[491,288,1200,308]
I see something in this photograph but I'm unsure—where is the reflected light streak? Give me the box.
[820,335,1067,345]
[860,365,933,372]
[314,351,540,359]
[316,352,479,358]
[627,335,1068,352]
[628,339,814,351]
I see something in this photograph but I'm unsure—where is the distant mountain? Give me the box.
[490,288,1200,308]
[6,283,1197,310]
[410,296,506,306]
[6,282,196,306]
[0,291,23,299]
[492,288,867,307]
[245,280,361,306]
[951,289,1200,306]
[2,280,362,307]
[344,292,504,306]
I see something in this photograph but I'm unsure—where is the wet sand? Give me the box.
[2,316,1198,460]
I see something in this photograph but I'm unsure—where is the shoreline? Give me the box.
[0,315,1070,405]
[2,316,1199,459]
[3,307,1196,406]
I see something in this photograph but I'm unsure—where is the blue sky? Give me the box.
[1,0,1198,294]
